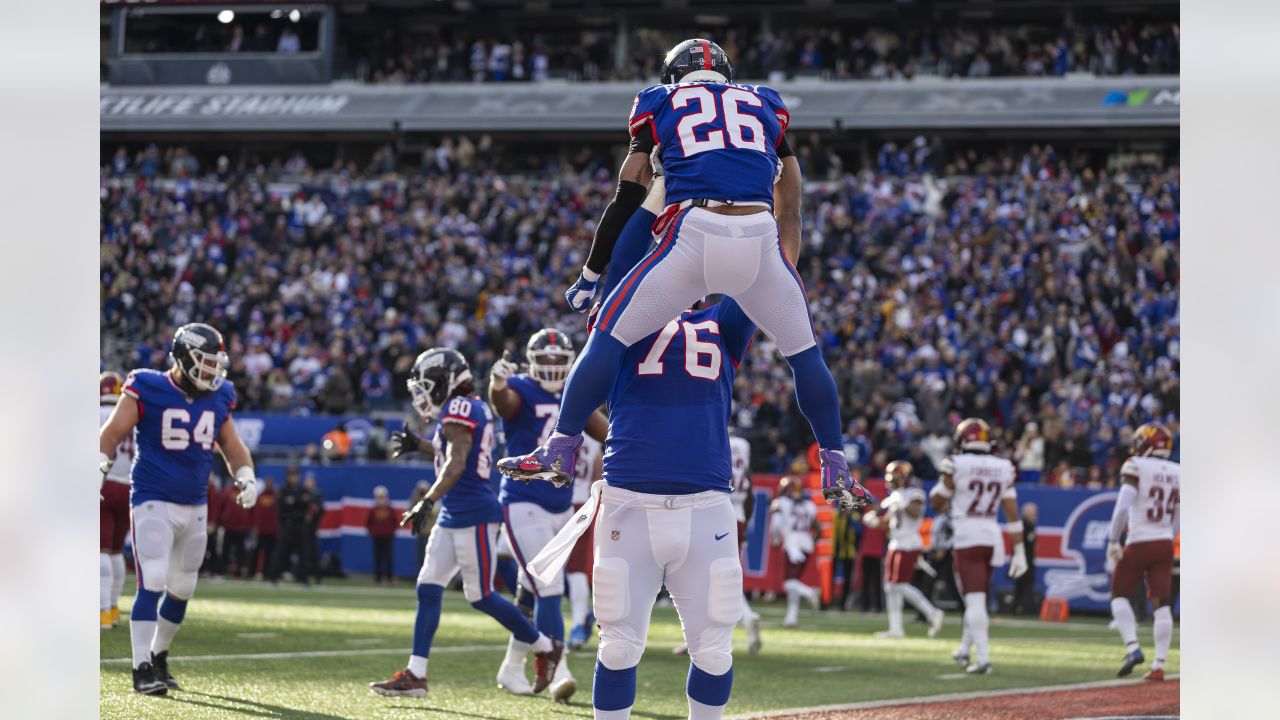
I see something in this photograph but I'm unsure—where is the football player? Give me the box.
[99,371,131,630]
[929,418,1028,674]
[501,38,860,524]
[868,461,944,638]
[98,324,260,695]
[771,476,821,628]
[486,330,608,701]
[567,435,603,651]
[1105,423,1180,681]
[369,348,563,699]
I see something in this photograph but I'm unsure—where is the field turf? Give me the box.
[100,578,1179,719]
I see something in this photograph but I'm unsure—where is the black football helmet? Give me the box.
[407,348,472,419]
[170,323,229,393]
[661,38,733,85]
[526,328,575,392]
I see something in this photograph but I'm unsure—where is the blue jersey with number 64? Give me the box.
[124,368,236,507]
[433,395,504,528]
[628,82,789,206]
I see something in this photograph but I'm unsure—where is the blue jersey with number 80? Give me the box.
[433,395,504,528]
[124,368,236,507]
[628,82,790,206]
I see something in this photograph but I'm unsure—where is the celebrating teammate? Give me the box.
[369,348,563,699]
[771,476,822,628]
[929,418,1028,675]
[487,330,608,701]
[98,323,260,695]
[1105,423,1180,681]
[869,461,944,638]
[99,372,131,630]
[500,38,860,518]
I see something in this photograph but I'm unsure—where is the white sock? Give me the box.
[130,619,156,668]
[110,555,126,609]
[408,655,428,677]
[963,592,990,664]
[1152,606,1173,669]
[784,580,801,621]
[1110,597,1140,650]
[553,649,574,681]
[568,573,591,627]
[503,636,530,668]
[100,554,113,613]
[958,614,973,656]
[531,633,553,654]
[900,583,938,617]
[595,708,632,720]
[740,595,757,623]
[886,584,904,634]
[803,584,820,604]
[688,696,727,719]
[152,618,182,654]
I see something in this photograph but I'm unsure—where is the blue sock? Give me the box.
[687,662,734,707]
[158,595,188,624]
[412,584,444,658]
[535,594,565,642]
[471,593,539,644]
[518,584,536,613]
[132,588,161,621]
[496,556,519,597]
[786,345,843,449]
[553,331,627,436]
[593,660,637,711]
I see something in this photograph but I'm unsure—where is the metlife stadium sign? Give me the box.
[100,77,1178,133]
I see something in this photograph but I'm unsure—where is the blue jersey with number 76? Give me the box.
[123,368,236,507]
[628,81,789,206]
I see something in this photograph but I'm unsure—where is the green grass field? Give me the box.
[100,578,1178,719]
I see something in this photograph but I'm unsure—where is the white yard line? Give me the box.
[726,675,1179,719]
[101,643,503,665]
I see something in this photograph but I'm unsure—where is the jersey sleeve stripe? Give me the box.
[122,385,140,400]
[441,416,478,430]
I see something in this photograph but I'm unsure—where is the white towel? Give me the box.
[527,480,604,586]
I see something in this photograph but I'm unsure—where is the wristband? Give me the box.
[1006,520,1024,534]
[581,267,600,282]
[235,466,255,484]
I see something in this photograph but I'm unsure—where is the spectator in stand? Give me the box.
[219,480,254,578]
[1015,422,1046,484]
[277,28,301,55]
[361,358,393,410]
[251,478,279,580]
[367,486,398,586]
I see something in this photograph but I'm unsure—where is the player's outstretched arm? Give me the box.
[774,155,803,265]
[217,417,260,508]
[566,151,653,313]
[487,350,521,419]
[425,423,473,501]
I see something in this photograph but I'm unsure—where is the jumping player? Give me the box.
[929,418,1028,674]
[771,476,821,628]
[98,323,260,695]
[99,371,131,630]
[486,330,608,701]
[501,38,860,520]
[1105,423,1180,681]
[370,348,563,699]
[869,461,944,638]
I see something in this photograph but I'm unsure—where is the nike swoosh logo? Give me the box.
[715,532,730,541]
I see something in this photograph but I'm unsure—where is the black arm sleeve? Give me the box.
[777,134,795,159]
[628,132,656,155]
[585,179,648,276]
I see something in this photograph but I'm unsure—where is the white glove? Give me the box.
[1105,540,1123,574]
[1008,542,1029,579]
[234,469,259,509]
[490,355,518,391]
[861,510,881,529]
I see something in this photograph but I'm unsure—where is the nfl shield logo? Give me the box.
[610,530,620,542]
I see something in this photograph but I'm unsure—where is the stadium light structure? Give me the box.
[289,9,301,23]
[217,10,234,25]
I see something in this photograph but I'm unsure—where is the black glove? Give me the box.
[400,496,435,537]
[390,427,423,460]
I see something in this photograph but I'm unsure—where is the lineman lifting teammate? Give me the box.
[98,323,261,695]
[867,461,945,638]
[505,169,872,720]
[369,348,564,699]
[1105,423,1180,682]
[929,418,1029,675]
[487,329,608,701]
[500,38,862,520]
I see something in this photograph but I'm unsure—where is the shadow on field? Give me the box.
[172,691,352,719]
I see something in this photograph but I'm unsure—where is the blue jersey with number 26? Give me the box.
[498,374,573,513]
[433,395,503,528]
[628,82,789,207]
[124,369,236,507]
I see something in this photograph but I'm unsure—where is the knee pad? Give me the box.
[592,557,630,624]
[706,558,744,626]
[598,627,646,670]
[167,569,199,599]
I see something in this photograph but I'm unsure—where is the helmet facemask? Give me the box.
[175,346,229,393]
[527,347,575,392]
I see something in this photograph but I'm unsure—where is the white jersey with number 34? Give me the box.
[942,453,1017,550]
[1121,455,1180,544]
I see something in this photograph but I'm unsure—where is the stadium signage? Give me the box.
[100,93,350,117]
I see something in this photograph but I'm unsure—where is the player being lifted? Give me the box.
[99,372,131,630]
[1105,423,1179,681]
[370,348,563,699]
[505,173,873,720]
[487,330,608,701]
[98,324,260,695]
[771,475,822,628]
[500,38,861,518]
[929,418,1029,675]
[867,461,944,638]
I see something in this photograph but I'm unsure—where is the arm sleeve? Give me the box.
[585,179,649,276]
[777,133,794,159]
[1109,482,1138,543]
[717,299,756,368]
[600,208,659,300]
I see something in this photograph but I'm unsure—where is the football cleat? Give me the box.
[496,662,533,696]
[498,435,583,487]
[818,449,873,512]
[928,610,945,638]
[100,610,113,630]
[965,662,993,675]
[1143,668,1165,682]
[152,650,179,690]
[746,613,762,656]
[1118,648,1146,677]
[532,639,565,693]
[550,660,577,704]
[568,624,589,650]
[952,650,970,666]
[132,662,168,695]
[369,668,427,698]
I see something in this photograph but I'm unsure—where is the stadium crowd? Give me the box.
[100,139,1179,490]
